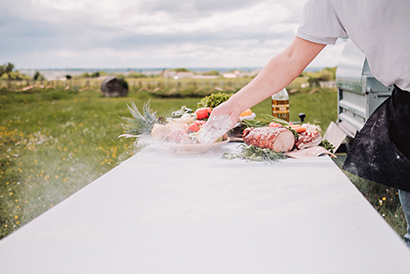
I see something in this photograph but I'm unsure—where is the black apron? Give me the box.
[343,86,410,192]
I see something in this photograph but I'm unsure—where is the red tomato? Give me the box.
[269,122,281,128]
[195,108,212,120]
[189,123,199,132]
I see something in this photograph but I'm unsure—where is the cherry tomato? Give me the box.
[195,108,212,120]
[189,123,200,132]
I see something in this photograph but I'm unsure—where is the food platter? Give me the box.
[161,138,230,154]
[120,99,334,159]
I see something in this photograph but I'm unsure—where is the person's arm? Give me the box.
[210,37,326,127]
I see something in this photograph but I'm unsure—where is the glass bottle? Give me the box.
[271,88,289,122]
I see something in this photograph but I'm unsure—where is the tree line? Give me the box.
[0,62,337,88]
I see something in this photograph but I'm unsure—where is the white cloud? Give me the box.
[0,0,344,69]
[125,2,296,35]
[310,39,347,68]
[33,0,86,11]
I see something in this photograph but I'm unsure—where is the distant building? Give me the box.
[192,75,219,79]
[162,68,261,79]
[222,72,238,78]
[238,69,261,78]
[222,69,261,79]
[101,76,128,97]
[320,80,337,88]
[162,70,195,79]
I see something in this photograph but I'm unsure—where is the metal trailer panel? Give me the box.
[335,40,393,137]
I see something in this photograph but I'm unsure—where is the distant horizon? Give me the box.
[17,66,327,71]
[18,66,263,71]
[18,66,326,78]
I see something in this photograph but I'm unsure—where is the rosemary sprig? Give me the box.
[221,144,286,163]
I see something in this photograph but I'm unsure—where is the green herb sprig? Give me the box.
[197,92,233,109]
[241,114,290,128]
[222,144,286,163]
[319,139,335,153]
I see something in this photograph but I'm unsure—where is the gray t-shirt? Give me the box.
[296,0,410,91]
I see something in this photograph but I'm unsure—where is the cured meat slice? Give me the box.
[284,146,336,159]
[295,131,322,150]
[243,127,295,152]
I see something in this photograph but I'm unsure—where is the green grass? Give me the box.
[0,86,406,242]
[0,88,216,237]
[252,88,338,131]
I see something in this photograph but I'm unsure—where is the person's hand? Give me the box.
[208,99,242,129]
[196,98,243,144]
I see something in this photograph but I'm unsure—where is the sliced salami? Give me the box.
[295,131,322,150]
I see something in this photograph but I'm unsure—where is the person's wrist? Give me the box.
[228,93,247,114]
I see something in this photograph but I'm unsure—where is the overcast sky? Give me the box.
[0,0,346,70]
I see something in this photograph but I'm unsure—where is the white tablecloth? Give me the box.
[0,143,409,273]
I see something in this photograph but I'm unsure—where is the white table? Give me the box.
[0,143,409,273]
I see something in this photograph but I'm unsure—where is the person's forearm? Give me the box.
[229,54,301,112]
[229,37,325,112]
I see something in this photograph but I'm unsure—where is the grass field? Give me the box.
[0,86,406,242]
